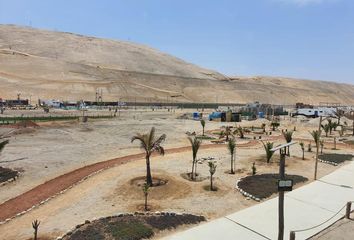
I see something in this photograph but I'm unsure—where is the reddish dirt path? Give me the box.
[0,140,263,222]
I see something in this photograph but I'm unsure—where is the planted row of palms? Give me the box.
[282,131,293,156]
[321,119,339,137]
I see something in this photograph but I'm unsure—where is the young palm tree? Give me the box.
[282,131,293,156]
[188,136,201,180]
[142,183,150,211]
[131,127,166,186]
[227,138,236,174]
[270,122,280,131]
[320,139,324,154]
[327,119,336,135]
[234,126,245,139]
[331,122,338,132]
[321,124,330,137]
[200,119,206,136]
[310,130,321,148]
[335,109,344,125]
[262,141,274,163]
[299,142,305,160]
[32,219,40,240]
[208,161,217,191]
[224,126,232,141]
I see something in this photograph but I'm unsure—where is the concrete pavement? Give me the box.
[163,161,354,240]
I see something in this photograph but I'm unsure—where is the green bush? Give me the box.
[108,220,154,240]
[69,225,105,240]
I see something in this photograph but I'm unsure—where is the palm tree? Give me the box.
[227,138,236,174]
[234,126,245,139]
[331,122,338,131]
[310,130,321,148]
[200,119,206,136]
[142,183,150,211]
[326,119,337,135]
[282,131,293,156]
[224,126,232,141]
[335,109,344,125]
[321,124,330,137]
[270,122,280,131]
[262,141,274,163]
[299,142,305,160]
[320,139,324,154]
[188,136,201,180]
[208,161,217,191]
[131,127,166,186]
[32,219,40,240]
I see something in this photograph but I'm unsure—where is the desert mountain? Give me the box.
[0,24,353,105]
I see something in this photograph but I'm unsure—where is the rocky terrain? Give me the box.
[0,24,353,105]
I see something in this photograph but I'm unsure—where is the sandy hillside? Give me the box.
[0,24,353,104]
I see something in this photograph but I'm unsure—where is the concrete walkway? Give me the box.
[163,161,354,240]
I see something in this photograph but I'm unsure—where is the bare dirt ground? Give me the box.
[0,109,353,240]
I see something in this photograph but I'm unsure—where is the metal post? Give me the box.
[346,202,352,219]
[289,231,295,240]
[278,148,286,240]
[352,111,354,136]
[314,116,322,180]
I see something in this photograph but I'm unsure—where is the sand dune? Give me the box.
[0,24,353,105]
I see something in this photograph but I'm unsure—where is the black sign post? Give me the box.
[271,142,296,240]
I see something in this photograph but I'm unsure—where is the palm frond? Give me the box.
[228,138,236,155]
[0,140,9,154]
[148,127,156,148]
[188,136,201,160]
[282,131,293,143]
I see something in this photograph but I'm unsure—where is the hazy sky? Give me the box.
[0,0,353,84]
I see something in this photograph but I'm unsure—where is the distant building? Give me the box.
[292,107,336,118]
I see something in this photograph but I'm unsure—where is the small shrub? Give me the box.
[108,220,154,240]
[69,225,105,240]
[252,162,256,175]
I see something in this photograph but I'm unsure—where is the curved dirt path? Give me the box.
[1,133,350,223]
[0,140,263,223]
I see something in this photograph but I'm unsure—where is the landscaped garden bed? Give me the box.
[0,167,19,184]
[62,212,205,240]
[319,153,353,166]
[236,173,308,200]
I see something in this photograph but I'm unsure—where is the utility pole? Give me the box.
[351,111,354,136]
[314,116,322,180]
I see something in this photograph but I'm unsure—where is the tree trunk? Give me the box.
[231,154,234,174]
[202,127,205,136]
[146,155,153,186]
[34,230,38,240]
[210,174,213,191]
[191,159,195,180]
[287,146,290,157]
[302,150,304,160]
[144,193,148,211]
[194,160,198,179]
